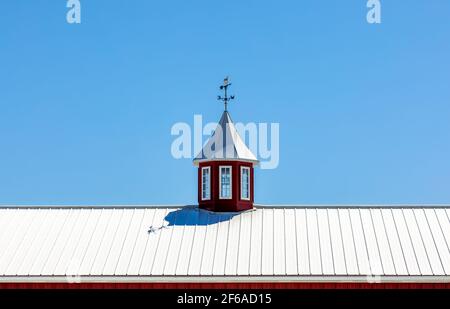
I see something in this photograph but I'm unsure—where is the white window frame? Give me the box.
[240,166,251,201]
[201,166,211,201]
[219,165,232,200]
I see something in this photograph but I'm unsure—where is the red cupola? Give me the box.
[193,78,259,212]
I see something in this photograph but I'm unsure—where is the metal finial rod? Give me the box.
[217,76,235,112]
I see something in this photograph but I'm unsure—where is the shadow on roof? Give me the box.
[163,207,237,227]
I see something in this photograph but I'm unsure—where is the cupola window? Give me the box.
[201,167,211,200]
[241,166,250,200]
[219,166,232,199]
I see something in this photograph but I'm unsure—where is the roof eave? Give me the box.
[193,158,260,167]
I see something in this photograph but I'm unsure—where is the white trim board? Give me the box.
[0,275,449,284]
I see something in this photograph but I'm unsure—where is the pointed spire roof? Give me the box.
[193,111,259,166]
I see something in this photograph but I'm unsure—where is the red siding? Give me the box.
[1,282,449,289]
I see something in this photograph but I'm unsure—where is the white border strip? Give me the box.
[0,205,449,209]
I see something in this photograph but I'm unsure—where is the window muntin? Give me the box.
[241,167,250,200]
[219,166,232,199]
[201,167,211,200]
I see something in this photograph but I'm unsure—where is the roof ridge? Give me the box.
[0,205,449,209]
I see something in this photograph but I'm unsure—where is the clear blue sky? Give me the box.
[1,1,449,205]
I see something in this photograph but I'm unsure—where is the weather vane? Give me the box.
[217,76,235,112]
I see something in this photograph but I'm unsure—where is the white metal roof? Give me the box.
[0,206,449,283]
[193,111,259,165]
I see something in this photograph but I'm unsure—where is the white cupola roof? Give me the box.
[193,111,259,166]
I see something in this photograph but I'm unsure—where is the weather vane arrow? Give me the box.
[217,76,235,112]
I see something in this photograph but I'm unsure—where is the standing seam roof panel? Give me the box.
[224,214,241,275]
[101,209,134,275]
[0,209,37,274]
[66,209,103,277]
[89,209,124,275]
[337,209,359,275]
[236,211,252,275]
[328,209,347,275]
[424,209,450,275]
[402,209,433,275]
[199,213,218,276]
[139,209,168,275]
[175,210,198,276]
[370,209,395,275]
[248,209,262,275]
[261,209,274,275]
[78,209,114,275]
[151,210,177,276]
[317,209,334,275]
[378,209,407,275]
[5,209,48,276]
[34,209,73,276]
[188,210,209,276]
[435,209,450,253]
[307,209,321,275]
[414,209,445,275]
[115,209,146,275]
[273,209,286,275]
[359,209,384,275]
[163,209,185,275]
[128,209,157,275]
[349,209,371,275]
[35,209,85,275]
[284,209,299,275]
[391,209,421,275]
[295,209,310,275]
